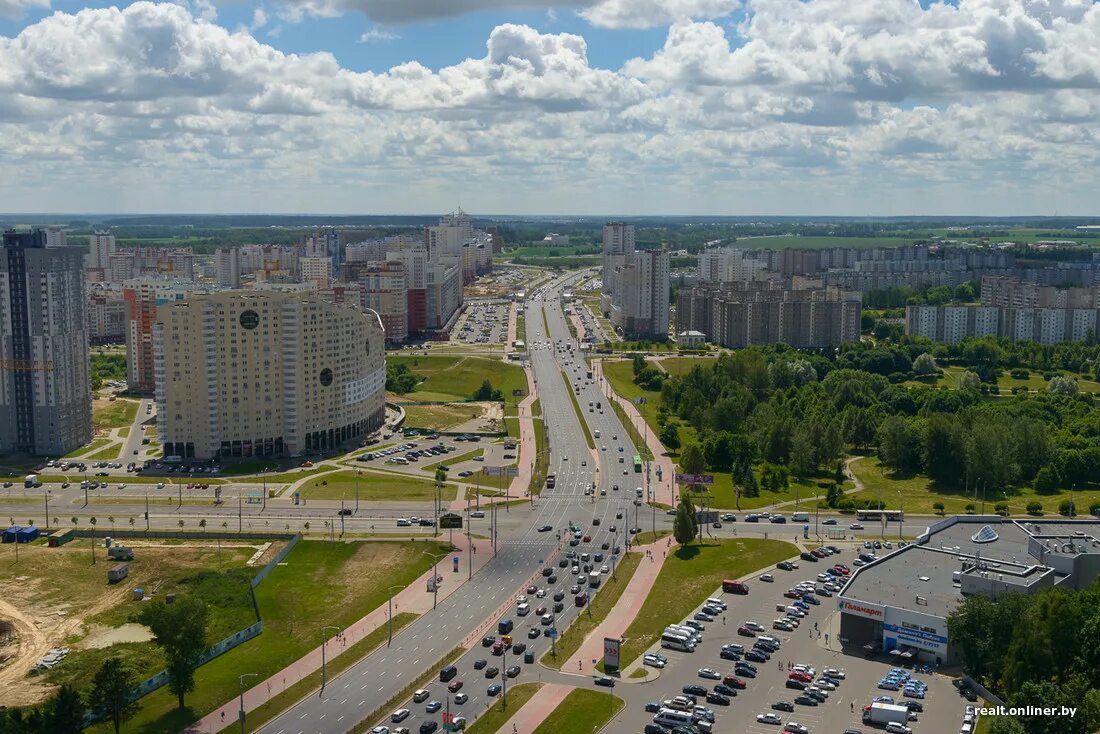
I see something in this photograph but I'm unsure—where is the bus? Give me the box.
[856,509,905,522]
[633,455,642,473]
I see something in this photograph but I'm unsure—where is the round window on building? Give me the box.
[319,368,333,386]
[239,310,260,330]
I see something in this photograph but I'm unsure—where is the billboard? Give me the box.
[675,474,714,485]
[483,466,519,477]
[603,637,621,670]
[439,513,463,529]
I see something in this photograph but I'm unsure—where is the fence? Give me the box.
[250,533,300,587]
[69,528,297,542]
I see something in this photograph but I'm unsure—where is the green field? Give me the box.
[83,443,123,461]
[93,399,139,430]
[297,470,457,502]
[541,552,642,669]
[387,355,526,406]
[531,689,623,734]
[91,539,451,734]
[602,360,691,453]
[465,682,543,734]
[612,538,796,669]
[659,356,718,376]
[909,365,1100,395]
[848,456,1100,518]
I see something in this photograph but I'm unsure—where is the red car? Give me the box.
[722,676,746,689]
[447,680,463,692]
[789,671,813,683]
[833,565,850,575]
[737,626,756,637]
[583,535,591,542]
[783,590,802,599]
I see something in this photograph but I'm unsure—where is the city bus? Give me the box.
[633,455,642,473]
[856,509,905,522]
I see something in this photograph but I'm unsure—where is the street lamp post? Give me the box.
[355,470,361,513]
[238,673,258,734]
[319,625,341,692]
[422,550,446,610]
[387,585,405,647]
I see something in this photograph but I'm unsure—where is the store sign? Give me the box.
[603,637,621,669]
[841,600,884,619]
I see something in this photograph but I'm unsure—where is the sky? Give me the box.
[1,0,1099,216]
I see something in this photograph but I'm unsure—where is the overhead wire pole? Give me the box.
[319,625,340,692]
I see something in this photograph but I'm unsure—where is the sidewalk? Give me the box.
[563,539,670,675]
[184,532,490,734]
[593,359,676,507]
[498,682,573,734]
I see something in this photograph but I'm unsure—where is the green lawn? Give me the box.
[608,398,653,462]
[530,399,547,497]
[387,355,526,407]
[681,471,840,511]
[541,553,642,669]
[848,456,1100,517]
[92,539,451,734]
[562,371,595,450]
[658,356,718,377]
[531,689,623,734]
[297,470,457,502]
[92,398,139,430]
[63,437,111,458]
[907,365,1100,395]
[84,443,123,461]
[516,315,526,345]
[613,538,797,669]
[632,530,671,545]
[602,360,694,454]
[465,682,543,734]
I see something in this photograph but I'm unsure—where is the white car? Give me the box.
[643,654,666,669]
[814,679,837,690]
[536,588,547,598]
[823,668,846,679]
[391,708,410,722]
[757,713,782,725]
[760,573,775,583]
[601,565,610,574]
[698,668,721,680]
[745,621,765,632]
[371,727,390,734]
[885,723,912,734]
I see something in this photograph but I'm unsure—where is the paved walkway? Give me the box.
[507,302,518,346]
[593,359,676,507]
[185,532,491,734]
[497,682,574,734]
[563,539,670,675]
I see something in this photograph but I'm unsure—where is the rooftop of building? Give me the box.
[839,516,1100,618]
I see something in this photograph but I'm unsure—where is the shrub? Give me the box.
[994,502,1009,516]
[964,503,975,514]
[932,502,945,516]
[1058,499,1076,517]
[1090,502,1100,517]
[1026,501,1043,516]
[1010,369,1030,379]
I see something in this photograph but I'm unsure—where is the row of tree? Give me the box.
[946,581,1100,734]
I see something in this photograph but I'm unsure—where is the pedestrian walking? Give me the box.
[851,702,854,712]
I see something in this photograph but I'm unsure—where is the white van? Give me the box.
[396,518,412,527]
[654,709,694,729]
[791,512,809,522]
[517,603,530,616]
[594,430,601,439]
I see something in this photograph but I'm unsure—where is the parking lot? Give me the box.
[356,435,518,483]
[450,299,510,346]
[614,543,969,734]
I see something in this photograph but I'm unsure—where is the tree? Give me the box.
[1033,466,1060,494]
[913,352,937,376]
[673,494,697,546]
[841,406,876,448]
[89,656,135,734]
[789,428,815,479]
[1059,499,1076,517]
[39,683,85,734]
[957,370,982,391]
[825,483,841,508]
[1026,501,1043,515]
[1049,375,1080,395]
[922,414,967,485]
[679,443,706,476]
[472,379,502,401]
[932,502,945,516]
[659,421,681,451]
[139,597,209,710]
[876,416,921,473]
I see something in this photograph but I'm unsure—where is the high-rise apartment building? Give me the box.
[86,232,116,281]
[980,276,1100,309]
[611,249,670,339]
[698,248,768,283]
[0,230,92,456]
[906,304,1100,344]
[600,222,634,308]
[357,261,408,343]
[677,282,862,349]
[87,285,127,343]
[123,278,207,394]
[153,290,386,459]
[300,257,333,290]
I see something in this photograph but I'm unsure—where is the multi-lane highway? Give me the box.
[256,271,642,733]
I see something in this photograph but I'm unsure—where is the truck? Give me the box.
[863,702,911,726]
[589,571,602,588]
[791,512,810,522]
[24,474,38,488]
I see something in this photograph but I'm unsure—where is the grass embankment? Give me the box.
[562,371,595,450]
[542,305,551,336]
[88,540,450,734]
[465,682,543,734]
[349,646,464,734]
[632,530,671,546]
[531,689,623,734]
[541,553,642,669]
[607,398,653,462]
[403,403,485,431]
[297,470,457,502]
[387,355,526,406]
[613,538,797,670]
[225,613,418,734]
[602,360,685,454]
[92,398,139,430]
[516,314,526,345]
[659,356,718,376]
[848,456,1100,518]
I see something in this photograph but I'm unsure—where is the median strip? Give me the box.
[561,370,596,450]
